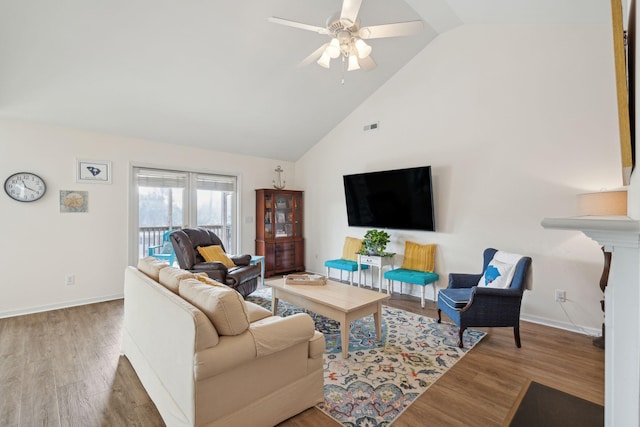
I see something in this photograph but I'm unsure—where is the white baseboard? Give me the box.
[520,313,600,337]
[0,294,124,319]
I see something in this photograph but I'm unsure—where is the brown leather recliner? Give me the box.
[170,228,259,297]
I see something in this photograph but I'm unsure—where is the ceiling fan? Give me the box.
[269,0,423,72]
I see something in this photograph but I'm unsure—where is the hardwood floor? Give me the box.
[0,288,603,427]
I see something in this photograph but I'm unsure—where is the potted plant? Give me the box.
[360,229,391,256]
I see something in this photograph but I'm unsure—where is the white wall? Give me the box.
[0,23,623,333]
[0,119,293,317]
[297,24,622,333]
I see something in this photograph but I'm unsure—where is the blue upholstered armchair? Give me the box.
[437,248,532,348]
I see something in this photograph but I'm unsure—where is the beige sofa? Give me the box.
[122,257,325,427]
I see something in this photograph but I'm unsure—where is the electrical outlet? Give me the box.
[65,274,75,286]
[555,289,566,303]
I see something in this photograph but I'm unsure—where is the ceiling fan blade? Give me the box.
[298,43,329,67]
[359,55,376,71]
[359,21,424,39]
[268,17,329,34]
[340,0,363,27]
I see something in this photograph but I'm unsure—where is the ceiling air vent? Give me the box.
[363,122,379,131]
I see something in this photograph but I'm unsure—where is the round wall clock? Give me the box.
[4,172,47,202]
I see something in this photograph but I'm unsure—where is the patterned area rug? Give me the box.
[247,288,486,426]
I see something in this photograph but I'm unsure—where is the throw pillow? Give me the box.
[478,258,516,288]
[341,237,364,262]
[401,241,436,272]
[179,278,250,336]
[197,245,236,268]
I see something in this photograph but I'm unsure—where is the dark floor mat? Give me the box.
[507,381,603,427]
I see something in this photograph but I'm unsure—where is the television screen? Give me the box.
[343,166,436,231]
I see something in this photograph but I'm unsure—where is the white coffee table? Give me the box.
[267,278,390,358]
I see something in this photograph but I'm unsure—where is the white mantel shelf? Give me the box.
[542,216,640,248]
[541,215,640,427]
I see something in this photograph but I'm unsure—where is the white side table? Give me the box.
[250,255,265,286]
[357,254,395,293]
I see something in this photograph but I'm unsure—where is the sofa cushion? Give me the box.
[438,288,472,309]
[159,267,195,294]
[179,278,250,336]
[137,256,170,281]
[197,245,236,268]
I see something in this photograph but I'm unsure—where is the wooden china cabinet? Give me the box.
[255,189,304,277]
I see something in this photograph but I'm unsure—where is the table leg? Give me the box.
[272,294,279,316]
[260,260,265,286]
[378,267,383,292]
[340,314,349,358]
[374,302,383,340]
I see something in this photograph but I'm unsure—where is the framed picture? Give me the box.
[60,190,89,213]
[77,159,112,184]
[611,0,635,184]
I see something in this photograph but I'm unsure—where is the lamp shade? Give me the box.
[317,52,331,69]
[326,38,341,59]
[577,190,628,216]
[347,53,360,71]
[354,38,372,59]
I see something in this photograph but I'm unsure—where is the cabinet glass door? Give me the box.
[264,194,273,238]
[293,194,302,237]
[274,194,294,238]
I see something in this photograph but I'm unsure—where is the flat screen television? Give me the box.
[343,166,436,231]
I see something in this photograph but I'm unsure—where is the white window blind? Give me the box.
[196,174,236,192]
[136,169,187,188]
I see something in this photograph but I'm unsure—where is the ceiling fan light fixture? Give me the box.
[354,38,372,59]
[269,0,425,77]
[347,53,360,71]
[326,38,341,59]
[317,51,331,69]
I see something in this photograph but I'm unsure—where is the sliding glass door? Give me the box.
[195,173,236,249]
[132,167,238,264]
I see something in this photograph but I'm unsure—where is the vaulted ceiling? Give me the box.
[0,0,613,160]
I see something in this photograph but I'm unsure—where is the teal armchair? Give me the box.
[147,230,176,266]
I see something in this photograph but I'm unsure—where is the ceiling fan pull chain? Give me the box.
[341,56,346,85]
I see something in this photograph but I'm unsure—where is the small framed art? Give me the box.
[60,190,88,213]
[77,159,112,184]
